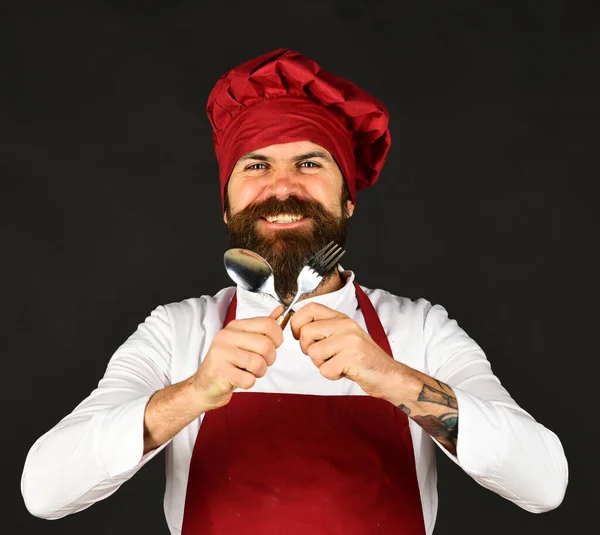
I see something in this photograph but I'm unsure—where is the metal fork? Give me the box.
[276,241,346,329]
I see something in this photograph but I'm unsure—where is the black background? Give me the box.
[4,0,598,533]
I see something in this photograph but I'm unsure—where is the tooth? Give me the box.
[265,213,302,223]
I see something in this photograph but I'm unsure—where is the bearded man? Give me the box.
[22,49,568,535]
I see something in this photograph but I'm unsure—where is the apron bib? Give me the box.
[181,282,426,534]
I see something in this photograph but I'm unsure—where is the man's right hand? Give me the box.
[190,305,285,411]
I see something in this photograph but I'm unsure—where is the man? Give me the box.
[21,48,568,534]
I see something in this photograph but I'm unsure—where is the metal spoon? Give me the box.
[223,248,284,305]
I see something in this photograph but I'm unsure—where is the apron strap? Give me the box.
[353,282,393,357]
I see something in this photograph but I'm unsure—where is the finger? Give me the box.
[230,348,269,378]
[318,356,345,381]
[269,304,285,319]
[290,302,344,339]
[226,316,284,349]
[226,330,278,366]
[297,317,351,355]
[227,365,257,390]
[305,335,343,367]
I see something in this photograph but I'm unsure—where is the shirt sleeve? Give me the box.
[422,301,569,513]
[21,305,173,519]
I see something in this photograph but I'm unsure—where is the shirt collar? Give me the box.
[235,267,358,320]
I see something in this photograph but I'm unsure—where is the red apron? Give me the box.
[181,282,426,534]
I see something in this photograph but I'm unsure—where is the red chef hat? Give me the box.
[206,48,391,211]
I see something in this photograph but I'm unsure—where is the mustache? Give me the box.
[235,195,331,220]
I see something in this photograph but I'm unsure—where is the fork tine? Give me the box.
[312,244,342,272]
[307,241,335,268]
[309,246,345,276]
[314,247,340,272]
[321,248,346,273]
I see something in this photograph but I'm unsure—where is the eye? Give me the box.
[299,161,320,168]
[246,163,268,170]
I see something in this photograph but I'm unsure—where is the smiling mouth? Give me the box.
[261,213,305,224]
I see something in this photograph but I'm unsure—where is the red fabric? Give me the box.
[206,48,391,210]
[181,283,426,534]
[181,393,425,535]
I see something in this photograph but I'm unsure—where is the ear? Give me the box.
[346,199,355,218]
[223,181,233,224]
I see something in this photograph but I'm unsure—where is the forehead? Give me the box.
[236,140,332,161]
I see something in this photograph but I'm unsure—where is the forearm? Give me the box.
[23,380,208,518]
[385,366,459,455]
[22,304,177,519]
[22,396,153,519]
[143,377,209,454]
[415,301,567,511]
[385,364,567,511]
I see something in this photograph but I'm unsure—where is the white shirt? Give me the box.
[21,270,568,534]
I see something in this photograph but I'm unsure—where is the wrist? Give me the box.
[182,376,213,414]
[382,362,423,408]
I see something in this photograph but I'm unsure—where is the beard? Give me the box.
[226,194,349,301]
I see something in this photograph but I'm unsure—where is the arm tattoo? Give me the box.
[418,383,458,410]
[413,413,458,455]
[397,380,459,456]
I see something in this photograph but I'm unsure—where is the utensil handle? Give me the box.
[276,291,302,329]
[276,309,295,329]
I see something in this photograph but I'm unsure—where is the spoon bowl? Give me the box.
[223,248,283,304]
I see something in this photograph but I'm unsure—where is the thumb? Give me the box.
[269,304,285,319]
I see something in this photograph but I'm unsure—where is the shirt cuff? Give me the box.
[434,386,504,476]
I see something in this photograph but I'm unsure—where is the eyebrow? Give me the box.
[292,151,333,163]
[237,150,334,164]
[237,152,271,162]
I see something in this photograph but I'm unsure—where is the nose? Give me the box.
[267,169,300,200]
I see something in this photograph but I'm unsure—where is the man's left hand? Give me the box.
[289,302,409,401]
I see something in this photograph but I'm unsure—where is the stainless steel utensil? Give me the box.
[223,248,284,305]
[276,241,346,329]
